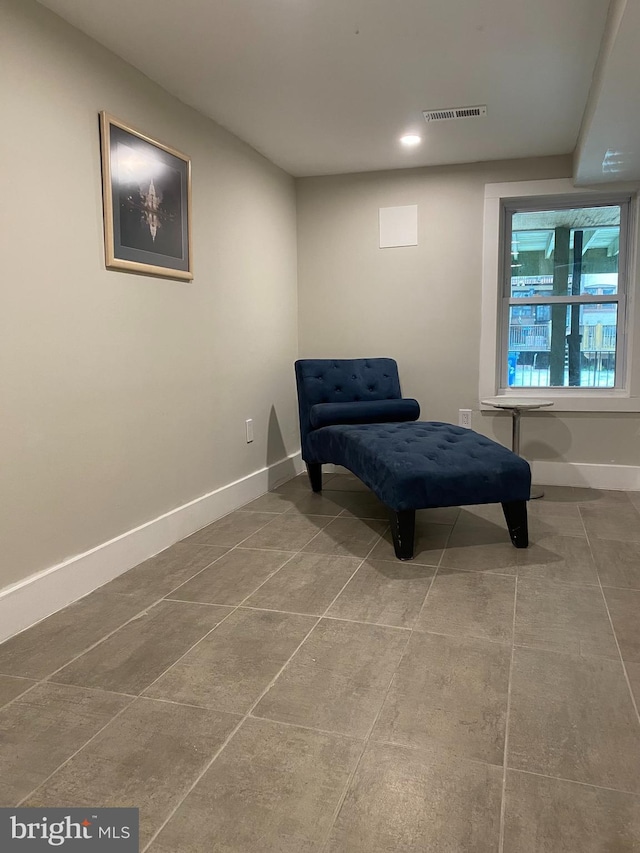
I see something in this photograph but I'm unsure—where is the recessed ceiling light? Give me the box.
[400,134,422,147]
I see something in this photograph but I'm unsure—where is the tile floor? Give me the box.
[1,473,640,851]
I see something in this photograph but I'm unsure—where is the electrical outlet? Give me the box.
[459,408,472,428]
[245,418,254,443]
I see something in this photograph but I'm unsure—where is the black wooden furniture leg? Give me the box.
[389,509,415,560]
[306,463,323,493]
[502,500,529,548]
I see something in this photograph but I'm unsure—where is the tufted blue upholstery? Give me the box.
[295,358,406,460]
[307,421,531,510]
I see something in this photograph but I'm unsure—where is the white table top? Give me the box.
[481,397,554,411]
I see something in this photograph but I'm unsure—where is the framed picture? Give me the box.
[99,112,193,280]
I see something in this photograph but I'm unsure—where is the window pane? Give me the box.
[509,205,620,299]
[507,303,617,388]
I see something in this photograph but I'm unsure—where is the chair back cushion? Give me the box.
[295,358,409,459]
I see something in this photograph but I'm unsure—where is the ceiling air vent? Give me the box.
[423,105,487,123]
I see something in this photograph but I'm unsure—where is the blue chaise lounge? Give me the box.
[295,357,531,560]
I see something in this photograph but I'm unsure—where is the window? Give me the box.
[480,179,640,412]
[501,199,629,389]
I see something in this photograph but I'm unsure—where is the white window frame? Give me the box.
[480,178,640,412]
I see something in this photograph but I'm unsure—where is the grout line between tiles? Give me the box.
[236,605,413,632]
[185,509,297,550]
[578,504,640,725]
[588,552,640,728]
[138,553,305,698]
[0,679,51,715]
[247,712,366,742]
[510,640,620,661]
[507,766,640,798]
[369,735,504,770]
[16,694,138,807]
[407,519,456,631]
[316,629,418,848]
[316,545,442,853]
[498,575,518,853]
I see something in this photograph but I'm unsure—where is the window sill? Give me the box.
[479,390,640,413]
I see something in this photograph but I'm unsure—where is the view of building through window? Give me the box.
[504,203,624,388]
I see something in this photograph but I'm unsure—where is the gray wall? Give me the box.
[296,159,640,465]
[1,0,299,589]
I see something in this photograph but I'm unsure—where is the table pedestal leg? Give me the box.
[510,409,544,500]
[511,409,521,455]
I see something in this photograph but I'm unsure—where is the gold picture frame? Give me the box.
[99,112,193,280]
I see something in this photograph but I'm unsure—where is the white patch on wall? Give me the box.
[379,205,418,248]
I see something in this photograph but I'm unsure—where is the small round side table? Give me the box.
[481,397,554,499]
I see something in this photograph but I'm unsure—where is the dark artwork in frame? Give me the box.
[100,112,193,280]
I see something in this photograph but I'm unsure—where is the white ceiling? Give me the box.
[36,0,634,179]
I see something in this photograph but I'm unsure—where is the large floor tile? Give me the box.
[418,506,462,525]
[414,568,515,643]
[372,631,510,765]
[148,717,362,853]
[322,473,370,492]
[167,548,294,606]
[184,511,276,547]
[51,600,232,695]
[239,491,296,513]
[525,499,586,536]
[581,506,640,542]
[255,619,407,737]
[542,486,632,506]
[324,741,502,853]
[240,513,332,551]
[273,472,336,493]
[302,516,388,558]
[243,553,361,615]
[591,539,640,589]
[514,534,600,586]
[0,675,35,709]
[101,542,228,601]
[24,698,239,848]
[503,769,640,853]
[440,520,518,574]
[326,559,435,628]
[325,491,389,519]
[0,590,149,679]
[458,504,513,526]
[144,609,315,713]
[369,521,451,565]
[514,578,618,658]
[604,586,640,663]
[283,490,348,517]
[628,491,640,513]
[444,524,597,585]
[0,683,131,806]
[508,646,640,792]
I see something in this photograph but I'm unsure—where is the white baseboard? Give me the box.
[532,460,640,491]
[0,451,304,644]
